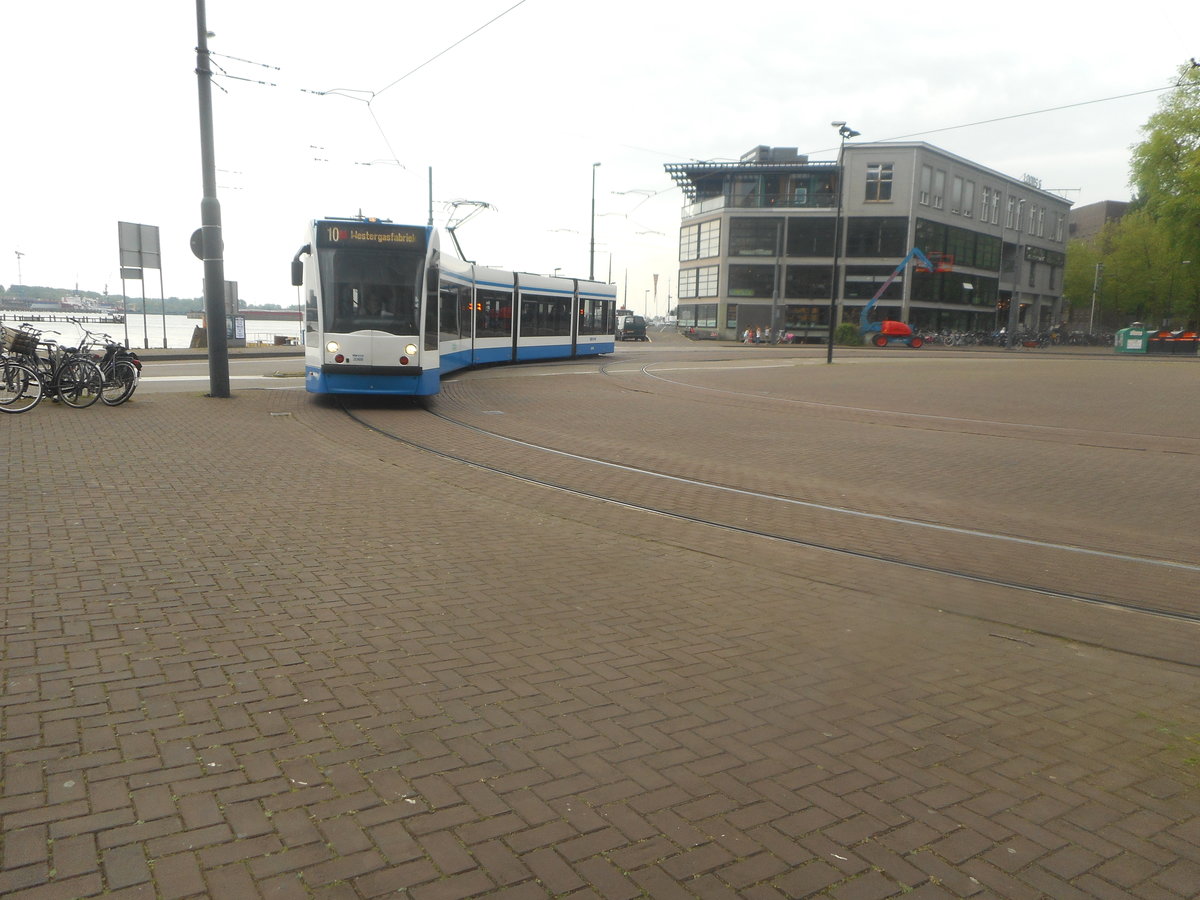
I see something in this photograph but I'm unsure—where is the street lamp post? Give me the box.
[826,122,859,364]
[1088,262,1103,333]
[590,162,601,280]
[1005,198,1025,349]
[194,0,230,397]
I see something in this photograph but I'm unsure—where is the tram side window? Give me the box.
[521,294,571,336]
[425,256,439,351]
[458,284,474,340]
[305,291,318,333]
[439,283,461,341]
[476,288,513,338]
[304,255,319,333]
[579,298,612,335]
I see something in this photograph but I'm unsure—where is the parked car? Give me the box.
[616,314,648,341]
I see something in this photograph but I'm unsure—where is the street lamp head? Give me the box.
[831,120,846,127]
[839,125,861,139]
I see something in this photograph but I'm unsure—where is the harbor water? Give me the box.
[0,309,303,351]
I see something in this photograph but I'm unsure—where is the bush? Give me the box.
[834,322,863,346]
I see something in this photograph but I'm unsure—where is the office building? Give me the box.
[665,143,1072,340]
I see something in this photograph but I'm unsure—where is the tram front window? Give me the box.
[321,249,422,335]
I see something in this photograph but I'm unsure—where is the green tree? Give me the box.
[1104,209,1168,323]
[1129,61,1200,274]
[1064,238,1103,328]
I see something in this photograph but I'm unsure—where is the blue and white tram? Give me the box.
[291,216,617,397]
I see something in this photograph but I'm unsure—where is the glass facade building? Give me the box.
[665,144,1071,340]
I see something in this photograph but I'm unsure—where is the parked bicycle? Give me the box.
[71,320,142,406]
[0,328,44,413]
[4,323,104,408]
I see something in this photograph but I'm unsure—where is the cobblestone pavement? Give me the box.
[2,343,1198,899]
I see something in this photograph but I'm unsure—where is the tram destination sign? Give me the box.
[316,220,426,251]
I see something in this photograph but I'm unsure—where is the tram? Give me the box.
[291,217,617,396]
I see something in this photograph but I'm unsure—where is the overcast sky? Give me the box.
[1,1,1193,316]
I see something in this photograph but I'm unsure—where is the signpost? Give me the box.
[117,221,167,348]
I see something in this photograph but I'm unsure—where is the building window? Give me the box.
[976,234,1001,271]
[919,165,932,206]
[679,219,720,262]
[990,188,1000,224]
[725,303,738,329]
[1006,196,1017,230]
[729,218,783,256]
[951,176,963,214]
[844,265,904,301]
[784,304,829,328]
[1052,212,1065,242]
[785,265,832,300]
[728,264,777,298]
[679,265,719,299]
[932,170,945,209]
[785,218,836,256]
[677,303,717,328]
[680,226,697,262]
[865,163,894,202]
[963,180,975,218]
[679,268,697,298]
[846,217,908,257]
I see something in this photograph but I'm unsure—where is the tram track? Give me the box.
[615,357,1200,456]
[335,397,1200,632]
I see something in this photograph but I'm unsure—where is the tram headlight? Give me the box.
[405,344,417,356]
[325,340,340,354]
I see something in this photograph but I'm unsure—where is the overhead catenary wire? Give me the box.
[291,0,532,177]
[372,0,531,101]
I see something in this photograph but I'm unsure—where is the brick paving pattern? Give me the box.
[2,343,1197,898]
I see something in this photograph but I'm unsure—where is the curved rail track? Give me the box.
[334,349,1200,658]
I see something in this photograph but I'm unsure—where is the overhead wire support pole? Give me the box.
[827,122,859,363]
[194,0,231,398]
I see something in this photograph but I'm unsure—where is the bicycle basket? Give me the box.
[2,325,39,357]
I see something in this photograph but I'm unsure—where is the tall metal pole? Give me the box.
[1005,198,1024,349]
[159,268,168,349]
[140,279,149,348]
[590,162,600,280]
[1088,262,1103,333]
[195,0,230,397]
[770,219,783,339]
[120,278,129,347]
[826,124,857,363]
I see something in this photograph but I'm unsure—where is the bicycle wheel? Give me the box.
[100,359,139,406]
[56,357,104,408]
[0,360,43,413]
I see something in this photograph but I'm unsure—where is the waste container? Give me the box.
[1157,330,1199,355]
[1172,331,1199,355]
[1114,324,1149,354]
[1147,329,1173,354]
